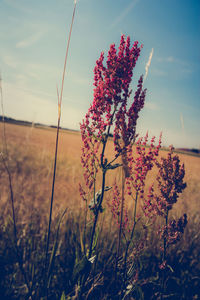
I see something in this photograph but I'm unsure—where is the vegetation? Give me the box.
[0,8,199,299]
[0,121,199,299]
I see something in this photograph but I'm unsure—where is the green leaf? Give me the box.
[107,163,122,170]
[47,208,67,288]
[72,256,91,282]
[60,291,66,300]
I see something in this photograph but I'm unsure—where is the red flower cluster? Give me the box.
[143,147,187,217]
[108,181,129,230]
[143,147,187,255]
[114,75,146,155]
[159,214,187,246]
[80,35,146,190]
[80,119,100,189]
[91,35,142,137]
[126,133,162,196]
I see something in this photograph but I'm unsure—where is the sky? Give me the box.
[0,0,200,149]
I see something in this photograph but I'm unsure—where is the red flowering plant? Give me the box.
[80,35,146,259]
[143,146,187,269]
[121,133,162,280]
[79,36,187,296]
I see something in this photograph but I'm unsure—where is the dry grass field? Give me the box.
[0,121,200,299]
[1,122,199,219]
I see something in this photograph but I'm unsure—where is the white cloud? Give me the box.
[110,0,140,29]
[16,31,45,48]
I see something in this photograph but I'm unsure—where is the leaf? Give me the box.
[47,208,67,288]
[72,256,91,283]
[60,291,66,300]
[107,163,122,170]
[167,264,174,273]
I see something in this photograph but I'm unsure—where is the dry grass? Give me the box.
[0,122,200,299]
[1,122,199,220]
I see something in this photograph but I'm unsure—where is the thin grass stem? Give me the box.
[45,0,77,295]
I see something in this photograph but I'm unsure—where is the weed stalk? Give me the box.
[45,0,77,295]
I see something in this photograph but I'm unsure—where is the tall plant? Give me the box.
[79,35,187,298]
[80,35,145,258]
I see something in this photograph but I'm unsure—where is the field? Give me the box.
[1,122,199,217]
[0,122,200,299]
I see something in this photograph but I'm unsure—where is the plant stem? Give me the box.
[1,156,17,240]
[88,107,116,258]
[161,209,169,300]
[45,113,61,267]
[116,168,125,268]
[163,210,168,262]
[123,191,138,280]
[45,2,77,296]
[89,170,106,258]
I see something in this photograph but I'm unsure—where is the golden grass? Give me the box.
[0,122,199,225]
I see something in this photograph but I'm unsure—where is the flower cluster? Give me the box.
[114,75,146,155]
[80,35,146,192]
[79,183,87,201]
[80,35,145,158]
[159,214,187,246]
[107,181,129,230]
[91,35,142,136]
[143,146,187,260]
[125,132,162,196]
[80,120,101,190]
[143,146,187,217]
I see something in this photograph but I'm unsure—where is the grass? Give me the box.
[0,122,200,299]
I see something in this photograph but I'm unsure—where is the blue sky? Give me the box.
[0,0,199,148]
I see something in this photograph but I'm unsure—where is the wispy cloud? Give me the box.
[110,0,139,29]
[69,71,91,86]
[2,55,18,68]
[144,48,154,81]
[157,56,189,66]
[16,31,45,48]
[145,102,159,111]
[151,68,167,77]
[154,56,193,78]
[4,0,34,14]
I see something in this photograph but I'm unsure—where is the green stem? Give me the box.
[88,107,117,258]
[88,170,106,258]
